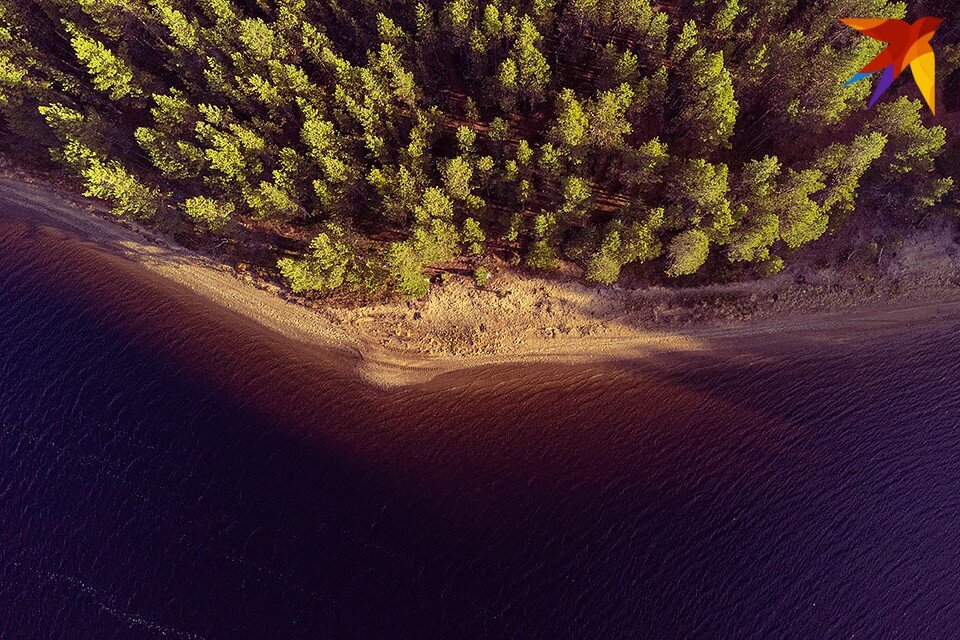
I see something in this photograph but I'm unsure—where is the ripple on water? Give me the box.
[2,213,960,639]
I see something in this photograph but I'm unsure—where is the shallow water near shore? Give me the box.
[3,211,960,639]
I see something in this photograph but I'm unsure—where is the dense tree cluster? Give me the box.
[0,0,957,294]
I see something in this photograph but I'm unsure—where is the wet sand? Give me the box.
[3,175,960,388]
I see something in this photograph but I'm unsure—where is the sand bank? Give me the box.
[3,175,960,388]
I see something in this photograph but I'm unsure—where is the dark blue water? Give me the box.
[2,208,960,639]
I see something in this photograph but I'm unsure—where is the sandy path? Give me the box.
[3,176,959,388]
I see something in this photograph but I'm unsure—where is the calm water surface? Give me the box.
[2,208,960,639]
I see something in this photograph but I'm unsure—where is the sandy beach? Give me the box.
[3,173,960,388]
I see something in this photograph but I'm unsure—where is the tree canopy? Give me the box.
[0,0,956,295]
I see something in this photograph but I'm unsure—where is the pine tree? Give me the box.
[82,156,164,218]
[183,195,234,230]
[65,23,141,100]
[442,156,473,200]
[868,97,946,175]
[526,238,560,270]
[585,210,662,283]
[666,228,710,277]
[278,223,359,293]
[548,88,587,149]
[777,168,826,249]
[586,227,625,284]
[462,216,485,255]
[386,241,431,295]
[585,84,633,149]
[135,90,204,180]
[676,48,738,151]
[670,158,733,241]
[497,15,550,106]
[816,132,887,218]
[727,156,781,262]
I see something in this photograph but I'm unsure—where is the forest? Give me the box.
[0,0,957,296]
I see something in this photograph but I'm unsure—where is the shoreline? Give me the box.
[3,174,960,388]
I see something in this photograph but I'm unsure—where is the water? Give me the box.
[2,208,960,639]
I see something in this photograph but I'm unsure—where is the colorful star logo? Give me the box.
[840,17,943,114]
